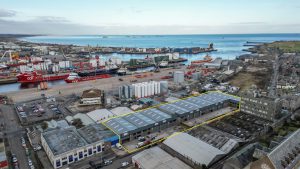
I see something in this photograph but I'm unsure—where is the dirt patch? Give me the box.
[229,70,271,92]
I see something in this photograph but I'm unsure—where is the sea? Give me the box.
[1,34,300,93]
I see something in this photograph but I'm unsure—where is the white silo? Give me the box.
[160,81,168,94]
[174,71,184,84]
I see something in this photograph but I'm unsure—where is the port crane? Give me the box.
[0,50,14,62]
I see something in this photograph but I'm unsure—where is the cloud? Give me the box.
[231,22,267,25]
[0,9,17,17]
[34,16,70,23]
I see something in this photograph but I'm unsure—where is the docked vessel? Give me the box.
[16,71,69,84]
[76,66,119,77]
[191,55,213,65]
[64,73,111,83]
[117,68,127,76]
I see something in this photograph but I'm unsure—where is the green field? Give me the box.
[268,41,300,53]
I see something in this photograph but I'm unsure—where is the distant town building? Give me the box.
[173,71,184,84]
[80,89,105,106]
[240,90,282,122]
[250,129,300,169]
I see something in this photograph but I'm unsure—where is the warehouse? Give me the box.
[132,147,192,169]
[104,92,240,143]
[162,133,225,168]
[41,126,105,169]
[104,108,173,142]
[86,109,114,123]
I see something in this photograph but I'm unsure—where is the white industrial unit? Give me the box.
[132,81,163,98]
[174,71,185,84]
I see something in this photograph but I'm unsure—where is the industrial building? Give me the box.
[240,90,282,122]
[104,92,240,142]
[119,81,167,99]
[41,123,115,169]
[250,129,300,169]
[173,71,184,84]
[162,133,225,168]
[104,108,174,142]
[119,84,133,99]
[80,89,105,106]
[132,81,161,98]
[86,109,115,123]
[132,147,192,169]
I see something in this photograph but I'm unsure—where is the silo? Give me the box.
[174,71,184,84]
[160,81,168,94]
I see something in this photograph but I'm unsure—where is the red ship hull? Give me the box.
[64,74,111,83]
[17,72,69,84]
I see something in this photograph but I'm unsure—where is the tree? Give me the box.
[72,118,84,129]
[41,122,48,130]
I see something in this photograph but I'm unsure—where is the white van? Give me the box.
[116,143,122,150]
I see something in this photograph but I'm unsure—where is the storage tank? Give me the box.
[192,72,201,80]
[160,81,168,94]
[174,71,184,84]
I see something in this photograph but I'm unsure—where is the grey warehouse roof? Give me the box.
[163,133,225,166]
[42,127,87,156]
[139,108,172,122]
[132,146,192,169]
[105,118,138,135]
[77,123,115,144]
[104,108,172,135]
[158,103,189,115]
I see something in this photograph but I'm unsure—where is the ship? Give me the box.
[64,73,111,83]
[16,71,69,84]
[76,66,119,77]
[191,55,213,65]
[117,68,127,76]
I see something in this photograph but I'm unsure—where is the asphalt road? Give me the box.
[0,104,29,169]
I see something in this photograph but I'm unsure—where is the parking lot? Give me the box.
[14,95,76,125]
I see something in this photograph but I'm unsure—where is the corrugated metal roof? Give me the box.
[132,146,192,169]
[163,133,225,166]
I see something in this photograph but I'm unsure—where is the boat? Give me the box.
[64,73,111,83]
[117,68,127,76]
[159,61,169,68]
[191,55,213,65]
[16,71,69,84]
[76,66,119,77]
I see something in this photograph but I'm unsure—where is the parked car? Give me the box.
[121,161,129,167]
[104,160,112,166]
[11,154,18,163]
[116,143,122,150]
[138,137,146,142]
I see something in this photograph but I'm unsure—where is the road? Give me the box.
[0,104,29,169]
[5,67,183,103]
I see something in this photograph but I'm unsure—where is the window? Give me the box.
[88,148,93,155]
[62,157,67,161]
[56,160,61,167]
[79,152,83,159]
[62,161,68,166]
[97,145,101,152]
[69,155,73,163]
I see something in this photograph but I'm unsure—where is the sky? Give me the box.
[0,0,300,35]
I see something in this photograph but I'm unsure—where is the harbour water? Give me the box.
[1,34,300,93]
[23,34,300,61]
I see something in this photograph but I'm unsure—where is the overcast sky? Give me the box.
[0,0,300,35]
